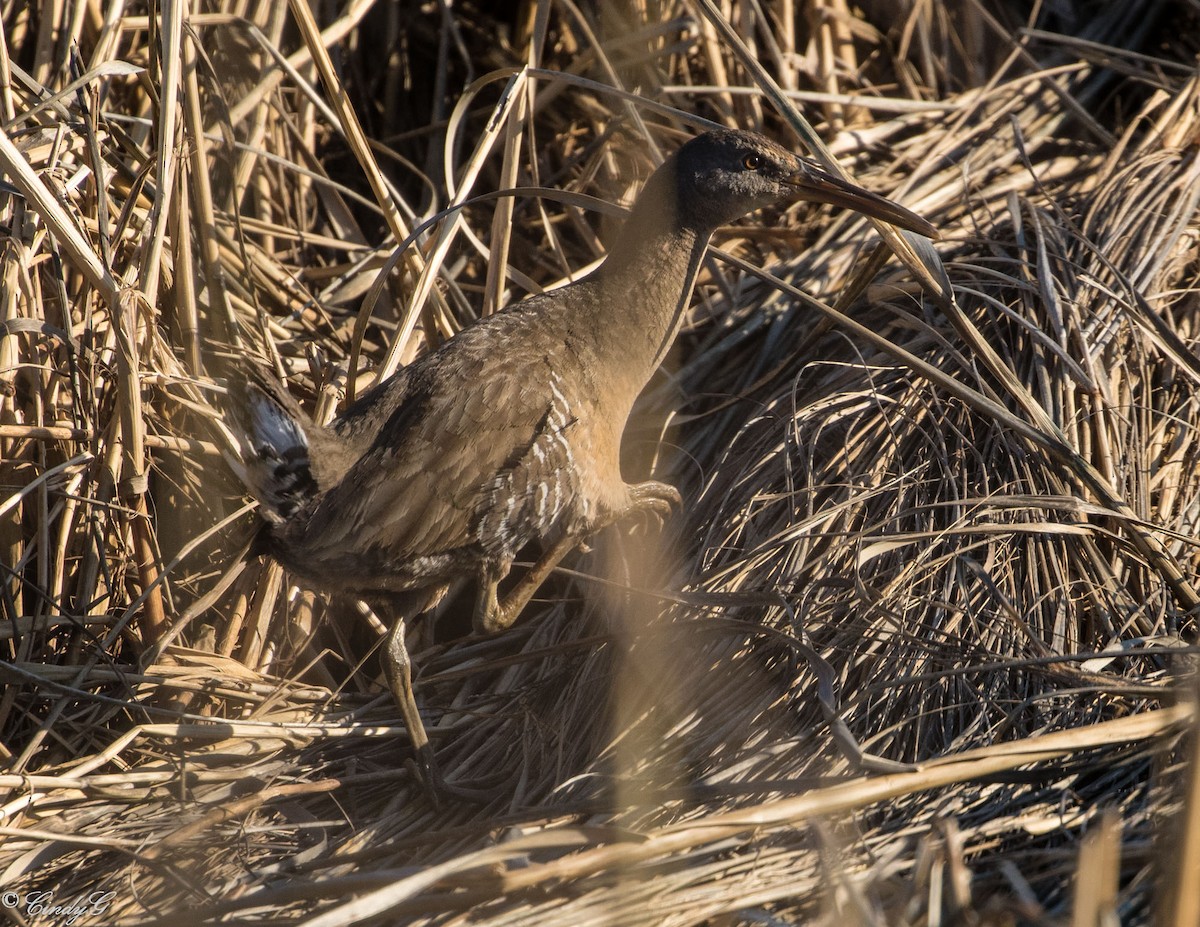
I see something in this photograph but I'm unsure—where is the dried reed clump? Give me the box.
[0,0,1199,925]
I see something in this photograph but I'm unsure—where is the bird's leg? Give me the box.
[475,483,681,634]
[474,483,681,633]
[381,613,436,792]
[379,591,500,804]
[474,534,582,634]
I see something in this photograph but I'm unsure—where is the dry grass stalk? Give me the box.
[0,0,1198,924]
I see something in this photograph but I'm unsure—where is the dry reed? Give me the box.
[0,0,1198,924]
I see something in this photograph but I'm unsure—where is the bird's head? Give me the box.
[669,129,937,239]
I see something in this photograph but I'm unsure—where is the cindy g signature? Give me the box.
[1,890,116,925]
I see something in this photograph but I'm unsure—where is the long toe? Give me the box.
[628,480,682,511]
[624,480,682,532]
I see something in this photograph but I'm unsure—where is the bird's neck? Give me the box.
[584,168,712,395]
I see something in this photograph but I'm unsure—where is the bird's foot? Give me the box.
[406,745,504,806]
[623,480,682,534]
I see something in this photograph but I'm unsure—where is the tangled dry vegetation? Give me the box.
[1,0,1200,924]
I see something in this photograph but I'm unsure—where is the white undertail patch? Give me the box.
[237,383,316,521]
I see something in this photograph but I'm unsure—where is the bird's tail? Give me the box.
[224,362,322,522]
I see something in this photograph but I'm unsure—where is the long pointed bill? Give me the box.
[785,159,938,240]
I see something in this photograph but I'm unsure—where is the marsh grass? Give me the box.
[0,0,1198,923]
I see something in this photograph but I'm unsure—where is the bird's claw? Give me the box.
[624,481,682,535]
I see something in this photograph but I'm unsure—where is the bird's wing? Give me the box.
[302,321,573,566]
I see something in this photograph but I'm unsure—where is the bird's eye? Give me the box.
[742,153,763,170]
